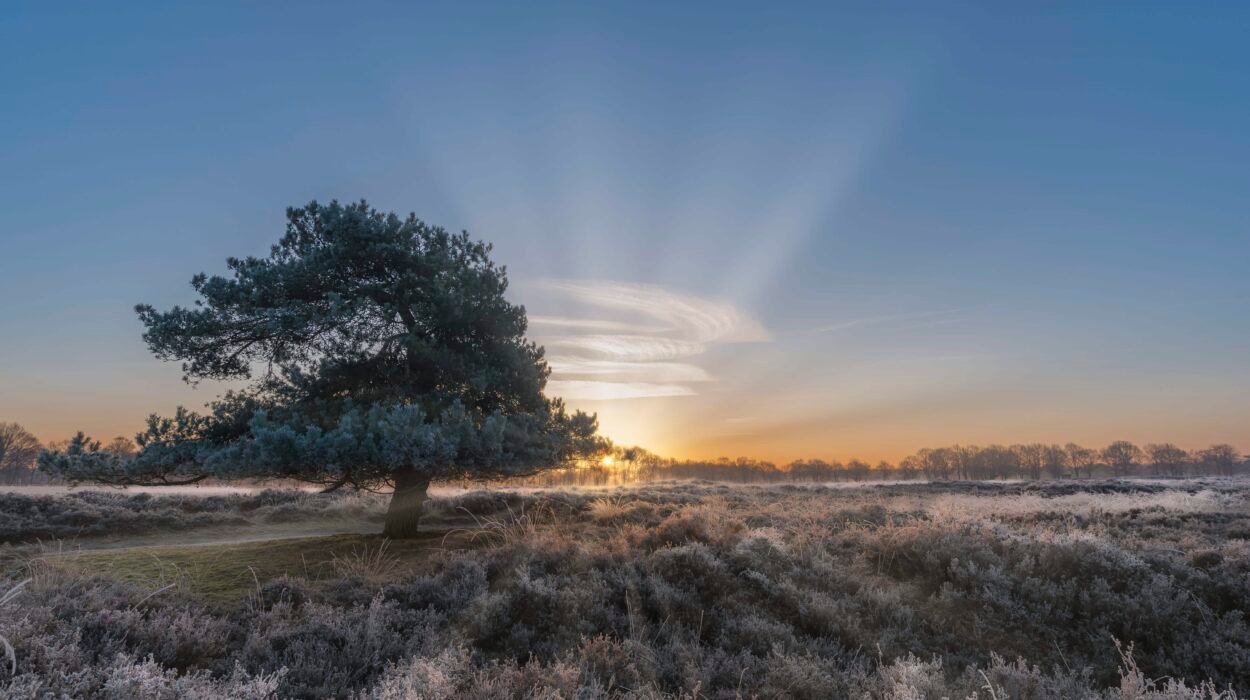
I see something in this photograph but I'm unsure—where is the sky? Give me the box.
[2,2,1248,463]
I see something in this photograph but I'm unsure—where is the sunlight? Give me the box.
[545,379,695,400]
[600,455,615,468]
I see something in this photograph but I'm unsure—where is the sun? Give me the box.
[601,455,615,468]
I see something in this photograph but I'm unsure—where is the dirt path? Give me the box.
[22,521,479,604]
[54,518,386,553]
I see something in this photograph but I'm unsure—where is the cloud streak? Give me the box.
[546,380,697,400]
[547,356,712,383]
[533,279,767,401]
[547,335,706,362]
[528,315,667,334]
[535,280,771,342]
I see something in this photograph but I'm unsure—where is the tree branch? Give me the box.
[152,474,211,486]
[319,475,351,493]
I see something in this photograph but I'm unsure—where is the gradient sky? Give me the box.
[2,3,1248,463]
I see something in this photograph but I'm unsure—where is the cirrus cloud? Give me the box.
[534,280,771,343]
[547,335,706,362]
[528,315,667,334]
[531,279,768,401]
[547,356,712,383]
[546,380,697,401]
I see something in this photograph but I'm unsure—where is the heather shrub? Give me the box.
[2,479,1247,698]
[236,595,441,697]
[258,575,310,610]
[424,490,526,518]
[459,545,624,659]
[0,489,385,543]
[858,516,1250,686]
[4,654,285,699]
[395,556,489,613]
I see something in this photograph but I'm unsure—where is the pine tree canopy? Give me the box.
[41,201,607,497]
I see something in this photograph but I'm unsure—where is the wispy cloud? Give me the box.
[547,335,705,362]
[535,280,771,342]
[546,380,697,400]
[548,356,712,383]
[532,279,768,401]
[528,315,666,334]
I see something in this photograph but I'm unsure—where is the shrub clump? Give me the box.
[0,489,384,543]
[2,479,1248,698]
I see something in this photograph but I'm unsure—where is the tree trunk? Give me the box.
[383,469,430,539]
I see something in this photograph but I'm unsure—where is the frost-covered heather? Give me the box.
[1,479,1248,698]
[0,489,387,543]
[925,486,1244,520]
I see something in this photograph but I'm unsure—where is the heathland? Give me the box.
[1,479,1247,698]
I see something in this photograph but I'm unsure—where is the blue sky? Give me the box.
[2,2,1247,460]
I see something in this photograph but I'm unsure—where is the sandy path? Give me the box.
[21,518,387,554]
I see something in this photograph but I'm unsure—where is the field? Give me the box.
[1,479,1248,698]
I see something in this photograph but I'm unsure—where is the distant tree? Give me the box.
[846,459,871,482]
[786,459,815,481]
[42,438,71,455]
[1145,443,1190,477]
[1042,444,1067,479]
[898,455,920,480]
[916,448,955,480]
[970,444,1015,480]
[874,460,894,480]
[1198,444,1240,476]
[1064,443,1098,479]
[40,201,607,537]
[965,445,992,480]
[954,445,982,481]
[1101,441,1143,478]
[102,436,138,458]
[0,422,41,485]
[1013,444,1046,480]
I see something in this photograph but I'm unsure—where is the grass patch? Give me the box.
[56,530,472,603]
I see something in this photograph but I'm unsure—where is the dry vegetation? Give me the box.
[1,479,1248,698]
[0,489,387,544]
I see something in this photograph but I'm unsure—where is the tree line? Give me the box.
[509,441,1248,487]
[6,418,1246,488]
[0,422,138,486]
[888,441,1243,480]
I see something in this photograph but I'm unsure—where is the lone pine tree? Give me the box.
[41,200,607,537]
